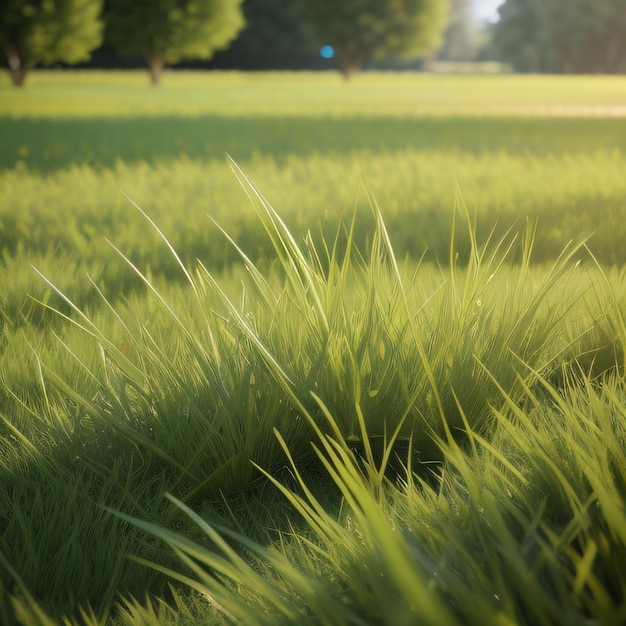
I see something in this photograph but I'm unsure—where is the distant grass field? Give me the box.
[3,71,626,172]
[4,114,626,172]
[2,71,626,117]
[1,71,625,273]
[1,71,626,624]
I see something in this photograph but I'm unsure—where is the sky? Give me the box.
[471,0,505,22]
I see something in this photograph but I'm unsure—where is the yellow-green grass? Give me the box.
[1,199,625,623]
[2,71,626,118]
[1,71,626,623]
[2,72,625,281]
[3,72,626,173]
[1,150,625,314]
[4,114,626,172]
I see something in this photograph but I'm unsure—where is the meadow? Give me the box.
[1,71,626,624]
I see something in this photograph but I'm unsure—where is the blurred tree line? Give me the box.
[90,0,325,75]
[1,0,625,87]
[0,0,450,85]
[488,0,626,73]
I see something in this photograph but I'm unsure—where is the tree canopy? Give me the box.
[0,0,103,86]
[492,0,626,73]
[297,0,449,78]
[104,0,245,84]
[207,0,321,70]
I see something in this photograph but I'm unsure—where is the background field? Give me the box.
[1,72,626,624]
[2,72,626,280]
[3,71,626,117]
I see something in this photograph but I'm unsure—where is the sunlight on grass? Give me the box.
[1,70,626,624]
[1,166,625,623]
[2,71,626,118]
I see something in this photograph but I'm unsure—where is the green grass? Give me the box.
[1,194,625,623]
[2,73,626,284]
[1,149,625,319]
[2,71,626,118]
[2,72,626,174]
[1,71,626,624]
[6,115,626,172]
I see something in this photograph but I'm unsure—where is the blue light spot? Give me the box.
[320,45,335,59]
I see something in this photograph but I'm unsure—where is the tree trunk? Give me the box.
[145,52,165,86]
[339,63,359,80]
[3,44,26,87]
[337,50,364,80]
[604,32,625,73]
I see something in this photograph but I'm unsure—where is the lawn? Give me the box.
[2,71,626,117]
[1,71,625,625]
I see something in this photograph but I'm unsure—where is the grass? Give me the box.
[0,71,625,623]
[2,74,626,290]
[2,71,626,118]
[1,189,625,623]
[6,116,626,172]
[1,149,625,327]
[111,366,626,626]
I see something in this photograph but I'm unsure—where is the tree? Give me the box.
[297,0,449,78]
[0,0,103,87]
[207,0,322,70]
[490,0,548,72]
[546,0,626,73]
[104,0,245,85]
[437,0,477,62]
[492,0,626,73]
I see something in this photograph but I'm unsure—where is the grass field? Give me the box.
[1,71,626,625]
[3,71,626,117]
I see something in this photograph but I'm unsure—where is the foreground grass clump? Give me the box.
[1,175,625,624]
[108,371,626,626]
